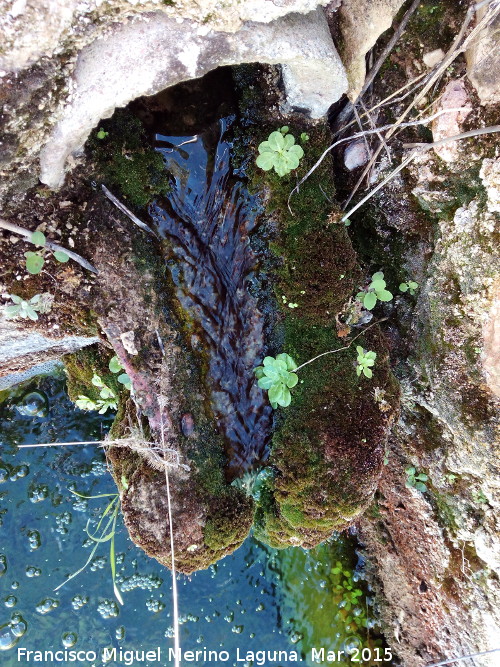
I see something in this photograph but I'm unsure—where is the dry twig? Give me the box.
[0,218,98,273]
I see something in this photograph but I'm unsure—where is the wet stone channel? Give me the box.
[150,117,272,477]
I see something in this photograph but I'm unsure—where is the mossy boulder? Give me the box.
[248,122,399,548]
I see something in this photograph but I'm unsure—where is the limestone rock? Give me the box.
[466,6,500,105]
[0,315,98,387]
[0,0,332,72]
[338,0,405,100]
[39,9,347,188]
[431,80,472,163]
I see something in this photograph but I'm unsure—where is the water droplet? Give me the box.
[4,597,16,609]
[62,632,77,648]
[15,391,48,417]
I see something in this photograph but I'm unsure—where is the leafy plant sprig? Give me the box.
[76,374,118,414]
[25,231,69,275]
[356,271,393,310]
[256,129,304,177]
[405,466,428,493]
[399,280,419,295]
[4,294,42,321]
[254,354,298,408]
[108,355,132,390]
[356,347,377,378]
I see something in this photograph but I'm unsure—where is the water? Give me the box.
[0,375,379,666]
[150,118,273,477]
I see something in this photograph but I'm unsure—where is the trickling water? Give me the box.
[150,117,272,476]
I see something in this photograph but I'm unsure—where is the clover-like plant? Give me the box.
[76,374,118,414]
[356,346,376,378]
[405,466,428,493]
[108,355,132,391]
[399,280,419,295]
[4,294,43,321]
[25,231,69,275]
[254,353,298,408]
[256,130,304,177]
[356,271,393,310]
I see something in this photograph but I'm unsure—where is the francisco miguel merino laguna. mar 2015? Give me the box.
[17,646,393,664]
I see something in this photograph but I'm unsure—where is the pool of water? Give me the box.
[0,375,379,666]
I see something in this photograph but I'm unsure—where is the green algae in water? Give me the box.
[0,374,382,665]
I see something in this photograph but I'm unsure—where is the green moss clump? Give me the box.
[87,109,170,208]
[63,344,122,406]
[246,121,399,549]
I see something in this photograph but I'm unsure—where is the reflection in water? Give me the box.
[150,118,272,476]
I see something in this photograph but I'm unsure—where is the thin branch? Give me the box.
[343,0,500,209]
[0,219,98,274]
[101,185,159,239]
[341,124,500,222]
[294,318,388,373]
[403,124,500,148]
[288,108,469,212]
[424,648,500,667]
[358,0,422,101]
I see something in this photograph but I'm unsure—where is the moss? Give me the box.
[87,109,170,209]
[245,120,399,549]
[63,344,122,406]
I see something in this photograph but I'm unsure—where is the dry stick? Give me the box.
[359,0,422,100]
[332,0,422,142]
[101,185,160,239]
[343,0,500,209]
[424,648,500,667]
[293,318,388,374]
[0,218,98,274]
[340,125,500,222]
[288,108,469,212]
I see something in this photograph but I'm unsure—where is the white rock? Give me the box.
[39,9,347,188]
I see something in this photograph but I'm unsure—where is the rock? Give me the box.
[423,48,445,69]
[344,139,370,170]
[0,0,333,72]
[0,316,98,388]
[337,0,406,100]
[431,80,472,163]
[480,157,500,214]
[466,6,500,105]
[39,9,346,188]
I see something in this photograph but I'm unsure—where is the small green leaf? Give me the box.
[377,289,393,302]
[399,283,408,292]
[267,131,285,151]
[258,376,274,390]
[405,466,416,475]
[256,152,275,171]
[370,279,386,291]
[363,367,373,378]
[371,271,384,281]
[117,373,131,390]
[53,250,69,263]
[286,373,298,388]
[278,387,292,407]
[254,366,265,379]
[25,252,44,274]
[109,356,123,373]
[280,126,289,134]
[31,231,46,247]
[363,291,377,310]
[268,384,284,405]
[276,353,297,371]
[415,482,427,493]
